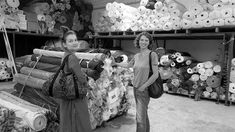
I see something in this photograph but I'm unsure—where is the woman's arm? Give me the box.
[138,52,159,91]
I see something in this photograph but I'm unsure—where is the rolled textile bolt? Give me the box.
[213,65,221,73]
[172,22,181,30]
[182,11,196,20]
[176,56,184,63]
[189,4,204,14]
[192,84,199,89]
[163,22,173,31]
[140,0,148,6]
[160,6,169,14]
[181,19,192,29]
[210,92,218,99]
[200,74,208,81]
[230,94,235,102]
[154,1,163,10]
[221,8,233,18]
[171,54,177,59]
[163,83,169,91]
[174,52,181,57]
[208,0,220,5]
[231,58,235,66]
[205,68,214,76]
[170,16,181,23]
[229,83,235,93]
[206,86,213,93]
[171,62,176,67]
[203,18,214,27]
[204,61,213,69]
[198,68,206,75]
[197,63,204,69]
[192,67,199,73]
[191,74,200,82]
[206,75,221,88]
[213,18,225,26]
[138,6,147,14]
[224,17,235,25]
[196,11,209,21]
[213,2,224,10]
[203,91,211,98]
[192,19,203,28]
[187,68,194,74]
[208,11,221,20]
[156,13,164,19]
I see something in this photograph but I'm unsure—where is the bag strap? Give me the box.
[149,51,153,77]
[49,54,71,97]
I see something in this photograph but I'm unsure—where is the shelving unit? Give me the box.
[93,30,235,106]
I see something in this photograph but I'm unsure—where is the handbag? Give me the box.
[148,51,164,99]
[42,54,87,100]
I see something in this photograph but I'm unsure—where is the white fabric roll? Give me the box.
[140,0,148,6]
[172,22,182,30]
[183,11,196,20]
[221,8,233,18]
[209,10,221,19]
[200,74,208,81]
[196,11,209,20]
[206,86,213,93]
[198,68,206,75]
[230,70,235,82]
[155,24,163,30]
[152,19,160,25]
[203,91,211,98]
[192,19,203,28]
[213,18,225,26]
[170,16,181,22]
[33,49,103,60]
[189,4,204,14]
[163,22,173,31]
[159,16,170,25]
[154,1,163,10]
[204,61,214,69]
[181,19,192,29]
[160,6,169,14]
[213,2,224,10]
[15,73,46,89]
[0,91,48,131]
[156,13,164,19]
[203,18,214,27]
[229,83,235,93]
[187,68,194,74]
[106,3,112,11]
[170,9,182,17]
[213,65,221,73]
[138,6,147,14]
[205,68,214,76]
[197,63,205,69]
[224,17,235,25]
[191,74,200,82]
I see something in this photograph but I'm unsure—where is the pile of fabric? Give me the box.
[95,0,235,32]
[229,58,235,102]
[13,47,133,130]
[0,58,12,81]
[156,48,225,101]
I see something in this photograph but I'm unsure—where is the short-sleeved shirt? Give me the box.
[132,51,158,88]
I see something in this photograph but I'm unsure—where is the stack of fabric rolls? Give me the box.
[0,58,12,81]
[13,47,133,130]
[95,0,235,32]
[156,48,224,101]
[229,58,235,102]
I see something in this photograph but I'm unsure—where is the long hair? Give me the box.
[133,32,153,49]
[60,29,77,52]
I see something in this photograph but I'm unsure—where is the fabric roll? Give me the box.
[15,73,46,89]
[182,11,196,20]
[172,22,181,30]
[156,13,164,19]
[181,19,192,29]
[209,10,221,19]
[206,86,213,93]
[191,74,200,82]
[232,58,235,66]
[198,68,206,75]
[202,3,214,11]
[189,4,204,14]
[24,60,59,72]
[0,91,48,131]
[203,91,211,98]
[213,2,224,10]
[31,54,61,65]
[168,2,186,12]
[204,61,213,69]
[154,1,163,10]
[200,74,208,81]
[221,8,233,18]
[20,67,54,80]
[155,24,163,30]
[137,6,147,14]
[170,16,181,23]
[230,69,235,83]
[229,83,235,93]
[203,18,214,27]
[213,18,225,26]
[33,49,103,60]
[160,6,169,14]
[192,19,203,28]
[163,22,173,31]
[206,75,221,88]
[213,65,221,73]
[224,17,235,25]
[196,11,209,20]
[205,68,214,76]
[197,63,204,69]
[170,9,182,17]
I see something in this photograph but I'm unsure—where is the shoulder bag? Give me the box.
[148,51,164,99]
[42,54,86,100]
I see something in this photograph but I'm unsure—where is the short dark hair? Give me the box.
[133,32,153,49]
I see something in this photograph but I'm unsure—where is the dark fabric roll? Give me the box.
[31,54,62,66]
[31,54,104,73]
[24,60,59,72]
[81,68,100,80]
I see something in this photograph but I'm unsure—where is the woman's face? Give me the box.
[139,35,149,49]
[63,34,79,52]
